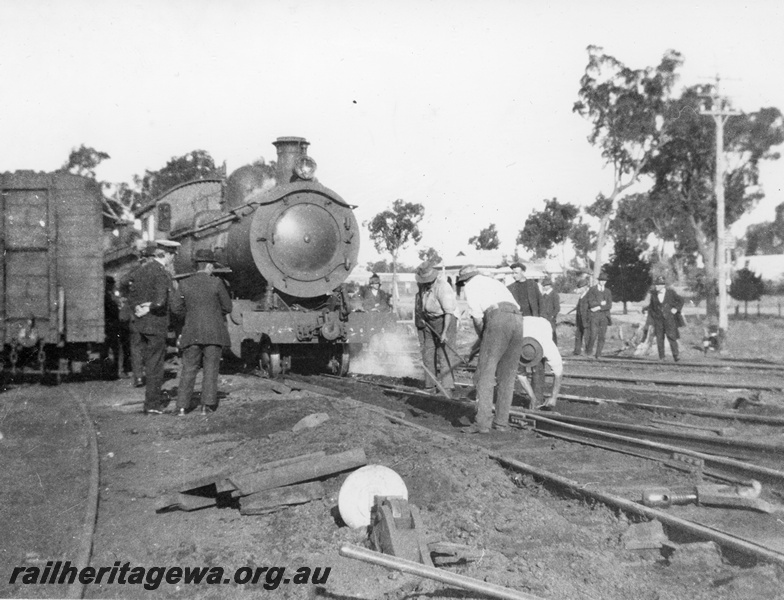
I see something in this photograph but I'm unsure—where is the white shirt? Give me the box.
[522,316,563,377]
[462,275,519,320]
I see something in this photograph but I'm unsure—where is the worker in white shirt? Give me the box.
[456,265,524,434]
[516,316,564,411]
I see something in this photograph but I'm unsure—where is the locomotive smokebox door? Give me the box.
[246,183,359,299]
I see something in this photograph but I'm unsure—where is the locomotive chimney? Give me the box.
[273,136,310,184]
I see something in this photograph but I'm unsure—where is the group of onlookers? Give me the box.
[105,240,232,416]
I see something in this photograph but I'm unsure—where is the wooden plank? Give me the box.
[230,448,367,496]
[239,481,326,515]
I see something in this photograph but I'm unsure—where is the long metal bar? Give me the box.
[512,409,783,458]
[561,370,782,391]
[339,544,548,600]
[513,412,784,490]
[564,355,784,372]
[558,393,784,426]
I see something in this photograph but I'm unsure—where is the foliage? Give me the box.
[574,46,683,279]
[644,85,784,317]
[60,144,111,180]
[552,271,589,295]
[418,246,443,265]
[139,149,223,202]
[518,198,579,258]
[604,239,652,311]
[468,224,501,250]
[568,217,596,272]
[365,199,424,262]
[366,259,393,273]
[730,268,764,304]
[744,202,784,255]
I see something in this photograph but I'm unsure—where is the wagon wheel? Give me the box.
[260,344,281,379]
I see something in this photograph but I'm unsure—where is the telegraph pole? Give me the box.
[701,76,739,340]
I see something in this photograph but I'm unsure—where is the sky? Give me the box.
[1,0,782,267]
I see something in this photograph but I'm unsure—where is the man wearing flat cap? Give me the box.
[414,262,459,393]
[646,276,685,362]
[457,265,524,433]
[127,239,181,414]
[585,267,613,358]
[171,249,233,415]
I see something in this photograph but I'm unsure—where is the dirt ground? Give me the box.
[2,314,784,599]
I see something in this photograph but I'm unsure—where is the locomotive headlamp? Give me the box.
[294,155,317,180]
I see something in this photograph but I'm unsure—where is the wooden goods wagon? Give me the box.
[1,171,105,377]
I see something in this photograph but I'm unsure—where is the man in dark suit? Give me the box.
[171,249,233,415]
[507,262,541,317]
[539,277,560,343]
[573,276,592,355]
[586,269,613,358]
[119,247,150,385]
[127,239,180,414]
[647,276,685,361]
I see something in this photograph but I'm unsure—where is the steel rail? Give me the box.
[510,409,784,459]
[510,411,784,491]
[492,455,784,567]
[558,393,784,426]
[323,387,784,566]
[565,355,784,372]
[560,370,783,391]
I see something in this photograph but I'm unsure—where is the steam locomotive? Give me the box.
[138,136,395,376]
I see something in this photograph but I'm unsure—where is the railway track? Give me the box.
[312,371,784,566]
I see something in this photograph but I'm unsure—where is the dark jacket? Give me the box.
[360,288,392,312]
[647,288,685,338]
[541,290,560,323]
[575,292,591,327]
[127,260,173,335]
[586,285,613,324]
[507,279,541,316]
[171,272,233,348]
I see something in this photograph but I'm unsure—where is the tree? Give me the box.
[745,203,784,255]
[574,46,682,281]
[60,144,126,223]
[518,198,579,259]
[468,224,500,250]
[729,267,764,318]
[365,199,424,311]
[568,217,596,273]
[60,144,110,180]
[417,246,442,265]
[645,85,784,319]
[139,149,222,202]
[604,239,652,314]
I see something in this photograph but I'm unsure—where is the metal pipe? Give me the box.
[339,544,548,600]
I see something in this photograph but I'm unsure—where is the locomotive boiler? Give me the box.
[151,136,395,376]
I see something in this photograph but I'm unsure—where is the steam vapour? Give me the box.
[349,328,419,378]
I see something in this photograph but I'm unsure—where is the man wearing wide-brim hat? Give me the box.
[170,248,233,415]
[414,262,459,394]
[127,239,181,413]
[456,265,524,433]
[585,267,613,359]
[646,275,685,362]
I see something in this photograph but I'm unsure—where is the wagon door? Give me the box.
[0,181,57,346]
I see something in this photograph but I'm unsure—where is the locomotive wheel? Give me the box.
[260,344,281,379]
[338,345,350,376]
[327,344,351,376]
